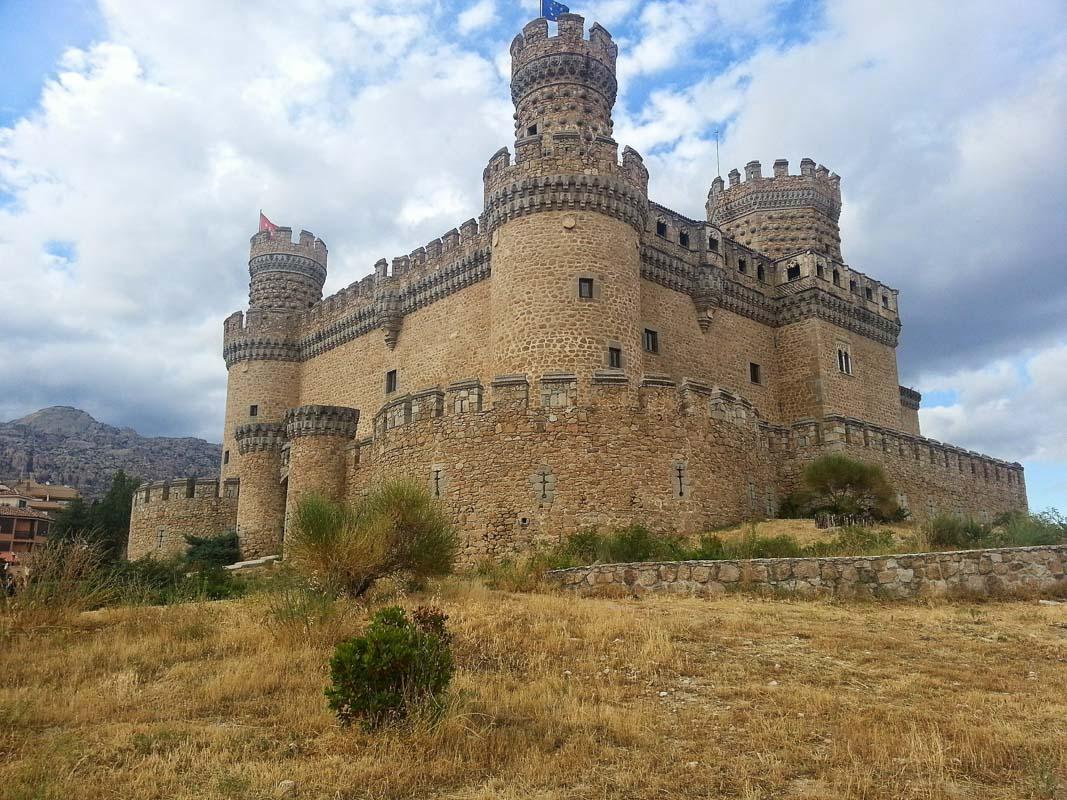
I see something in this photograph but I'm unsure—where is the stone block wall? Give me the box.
[129,478,238,560]
[347,376,778,563]
[777,416,1026,522]
[549,545,1067,599]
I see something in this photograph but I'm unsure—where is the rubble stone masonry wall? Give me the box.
[129,479,238,560]
[548,545,1067,600]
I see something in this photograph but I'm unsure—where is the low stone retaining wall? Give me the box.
[547,545,1067,599]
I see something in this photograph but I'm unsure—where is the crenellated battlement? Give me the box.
[709,157,843,261]
[132,476,240,508]
[509,15,618,76]
[248,225,328,312]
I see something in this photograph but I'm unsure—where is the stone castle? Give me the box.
[128,14,1027,561]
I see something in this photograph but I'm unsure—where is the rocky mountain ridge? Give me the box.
[0,406,220,497]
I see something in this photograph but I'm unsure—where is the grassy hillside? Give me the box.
[2,579,1065,799]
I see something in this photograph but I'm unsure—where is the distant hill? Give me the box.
[0,406,220,498]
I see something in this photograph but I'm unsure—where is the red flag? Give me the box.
[259,211,278,236]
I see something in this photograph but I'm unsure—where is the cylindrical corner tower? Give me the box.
[485,14,649,388]
[248,227,327,311]
[708,157,843,260]
[220,224,327,554]
[283,405,360,542]
[233,422,287,557]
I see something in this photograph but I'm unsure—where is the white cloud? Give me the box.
[920,343,1067,463]
[458,0,497,34]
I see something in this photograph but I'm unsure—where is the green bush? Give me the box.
[803,454,899,519]
[988,510,1067,548]
[183,531,240,569]
[555,526,689,565]
[108,558,244,605]
[325,606,453,729]
[289,482,458,598]
[691,531,804,560]
[925,515,988,549]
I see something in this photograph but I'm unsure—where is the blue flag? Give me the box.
[541,0,570,20]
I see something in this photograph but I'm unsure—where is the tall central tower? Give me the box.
[484,14,649,388]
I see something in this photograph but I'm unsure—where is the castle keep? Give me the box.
[128,14,1027,561]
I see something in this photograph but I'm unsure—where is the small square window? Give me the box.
[223,450,230,465]
[249,405,258,417]
[608,346,622,369]
[738,258,747,274]
[578,277,594,299]
[679,230,690,248]
[643,329,659,353]
[787,264,800,281]
[708,236,719,252]
[749,362,762,384]
[656,219,667,238]
[527,125,537,137]
[385,369,398,394]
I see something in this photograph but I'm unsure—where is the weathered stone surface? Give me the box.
[129,13,1028,563]
[548,545,1067,600]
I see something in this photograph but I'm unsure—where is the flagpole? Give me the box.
[715,129,720,178]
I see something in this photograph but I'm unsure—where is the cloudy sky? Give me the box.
[1,0,1065,510]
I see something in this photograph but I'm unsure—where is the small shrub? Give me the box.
[289,482,458,598]
[183,531,240,569]
[108,557,244,606]
[989,510,1067,548]
[325,605,453,728]
[806,526,897,557]
[926,515,987,549]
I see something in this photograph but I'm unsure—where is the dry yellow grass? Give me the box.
[709,518,919,547]
[2,581,1065,799]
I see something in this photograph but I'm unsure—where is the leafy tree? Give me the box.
[802,454,898,519]
[50,471,141,562]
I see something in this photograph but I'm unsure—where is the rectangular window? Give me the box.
[865,286,874,301]
[527,125,537,136]
[643,329,659,353]
[837,347,853,375]
[608,347,622,369]
[249,404,258,417]
[787,264,801,281]
[157,529,165,550]
[882,295,889,308]
[679,230,690,248]
[0,518,12,535]
[749,362,762,384]
[738,258,747,274]
[817,263,824,278]
[656,220,667,238]
[578,277,594,299]
[708,236,718,252]
[385,369,398,394]
[223,450,230,465]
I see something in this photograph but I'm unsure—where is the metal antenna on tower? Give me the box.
[715,129,721,177]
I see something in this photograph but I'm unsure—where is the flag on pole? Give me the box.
[259,211,278,237]
[541,0,569,21]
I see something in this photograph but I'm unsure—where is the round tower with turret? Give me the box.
[707,158,843,260]
[484,14,649,388]
[219,226,327,557]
